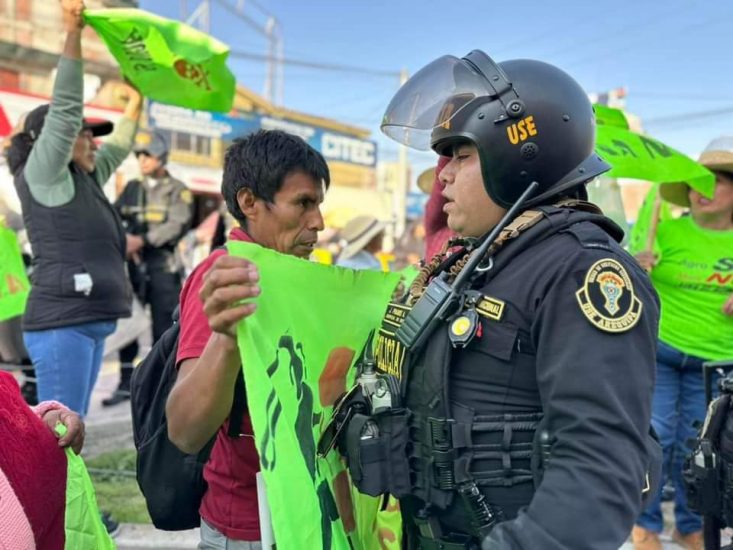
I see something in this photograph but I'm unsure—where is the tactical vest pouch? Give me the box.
[345,409,412,498]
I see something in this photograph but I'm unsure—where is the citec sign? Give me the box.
[148,101,377,167]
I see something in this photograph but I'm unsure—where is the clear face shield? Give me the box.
[380,55,498,151]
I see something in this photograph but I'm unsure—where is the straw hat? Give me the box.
[660,136,733,207]
[338,215,386,260]
[417,166,436,194]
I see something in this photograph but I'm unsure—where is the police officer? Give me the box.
[330,50,663,549]
[103,129,193,406]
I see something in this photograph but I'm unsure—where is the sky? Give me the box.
[141,0,732,177]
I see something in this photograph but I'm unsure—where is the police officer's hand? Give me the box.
[42,408,85,454]
[723,293,733,316]
[199,255,260,339]
[126,234,144,257]
[634,251,657,272]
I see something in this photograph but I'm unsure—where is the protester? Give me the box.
[166,129,330,548]
[3,0,142,417]
[633,137,733,550]
[335,214,387,270]
[103,129,193,407]
[0,370,85,548]
[422,155,456,258]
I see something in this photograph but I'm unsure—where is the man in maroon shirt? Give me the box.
[166,129,330,548]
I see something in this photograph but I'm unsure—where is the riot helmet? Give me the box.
[381,50,610,208]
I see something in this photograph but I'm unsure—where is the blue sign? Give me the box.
[148,101,377,167]
[406,191,428,220]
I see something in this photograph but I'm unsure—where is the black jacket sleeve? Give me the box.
[483,245,660,550]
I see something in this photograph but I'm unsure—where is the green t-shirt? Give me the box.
[651,216,733,360]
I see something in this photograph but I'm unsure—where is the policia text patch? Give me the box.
[575,258,642,333]
[375,303,410,378]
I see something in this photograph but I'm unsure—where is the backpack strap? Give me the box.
[227,369,247,438]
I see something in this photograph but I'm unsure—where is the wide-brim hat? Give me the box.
[660,136,733,207]
[339,215,387,260]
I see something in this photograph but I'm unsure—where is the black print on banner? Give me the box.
[258,335,340,550]
[597,135,673,160]
[119,28,156,72]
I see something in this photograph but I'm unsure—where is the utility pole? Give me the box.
[395,68,410,241]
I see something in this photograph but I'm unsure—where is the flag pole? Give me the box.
[645,190,663,252]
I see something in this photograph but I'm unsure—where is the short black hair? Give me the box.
[222,129,330,226]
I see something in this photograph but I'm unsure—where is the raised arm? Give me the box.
[93,83,142,186]
[23,1,84,208]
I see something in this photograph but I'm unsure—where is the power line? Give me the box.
[631,91,733,102]
[228,49,401,78]
[644,105,733,126]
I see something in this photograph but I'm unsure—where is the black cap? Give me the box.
[23,104,114,141]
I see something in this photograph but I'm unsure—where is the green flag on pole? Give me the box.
[230,241,400,549]
[0,225,30,322]
[594,105,715,195]
[84,9,236,113]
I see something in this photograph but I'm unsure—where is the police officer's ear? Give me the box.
[236,188,260,221]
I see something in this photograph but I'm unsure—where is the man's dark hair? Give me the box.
[222,129,330,226]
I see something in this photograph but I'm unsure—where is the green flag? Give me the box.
[84,9,235,113]
[0,225,30,322]
[594,105,715,196]
[230,241,400,549]
[55,424,116,550]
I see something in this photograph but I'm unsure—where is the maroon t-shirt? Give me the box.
[176,227,261,541]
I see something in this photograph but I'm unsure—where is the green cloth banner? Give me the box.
[230,241,401,549]
[55,424,115,550]
[594,105,715,196]
[84,9,235,113]
[0,225,30,322]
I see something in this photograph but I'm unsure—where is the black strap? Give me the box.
[228,369,247,438]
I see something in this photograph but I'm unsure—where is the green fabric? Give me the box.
[229,241,400,549]
[627,183,674,255]
[54,424,116,550]
[650,216,733,360]
[594,105,715,195]
[0,225,29,322]
[84,9,235,113]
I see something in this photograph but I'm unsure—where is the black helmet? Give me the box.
[381,50,610,208]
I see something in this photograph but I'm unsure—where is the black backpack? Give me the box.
[130,307,246,530]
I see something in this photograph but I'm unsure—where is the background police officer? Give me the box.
[103,130,193,406]
[336,50,663,549]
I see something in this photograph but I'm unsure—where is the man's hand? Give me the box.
[60,0,85,33]
[43,408,85,454]
[634,251,658,272]
[199,255,260,339]
[723,294,733,316]
[126,234,144,257]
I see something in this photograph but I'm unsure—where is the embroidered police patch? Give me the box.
[575,258,642,333]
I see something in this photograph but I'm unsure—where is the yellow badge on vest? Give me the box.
[575,258,642,333]
[476,296,505,321]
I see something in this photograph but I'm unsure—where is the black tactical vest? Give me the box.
[14,165,131,330]
[373,206,621,539]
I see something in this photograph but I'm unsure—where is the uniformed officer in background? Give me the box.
[103,129,193,406]
[328,50,663,549]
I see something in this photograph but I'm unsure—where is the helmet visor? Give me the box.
[380,55,493,150]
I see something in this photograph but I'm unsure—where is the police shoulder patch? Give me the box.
[180,189,193,204]
[575,258,643,333]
